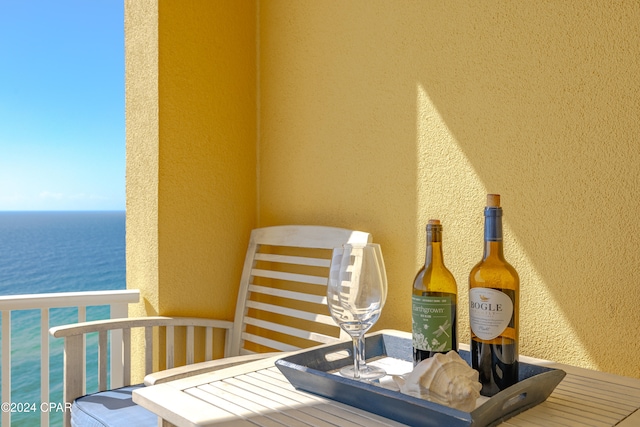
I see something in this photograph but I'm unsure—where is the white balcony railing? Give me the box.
[0,290,140,427]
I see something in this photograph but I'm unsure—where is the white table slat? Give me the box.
[248,369,403,426]
[302,405,386,427]
[197,376,339,427]
[551,386,633,415]
[199,384,326,427]
[185,386,256,419]
[497,367,640,427]
[244,369,408,427]
[261,411,321,427]
[561,377,640,406]
[227,377,302,407]
[242,371,324,404]
[202,377,372,427]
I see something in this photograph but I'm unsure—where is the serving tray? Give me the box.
[275,331,565,427]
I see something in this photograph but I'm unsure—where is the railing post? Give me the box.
[110,302,128,389]
[78,305,86,396]
[41,308,50,427]
[2,310,11,427]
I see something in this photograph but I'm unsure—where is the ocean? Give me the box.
[0,211,126,427]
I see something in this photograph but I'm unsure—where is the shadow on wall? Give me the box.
[397,2,638,375]
[407,2,640,376]
[259,2,640,377]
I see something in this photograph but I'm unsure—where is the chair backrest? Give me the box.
[227,225,372,356]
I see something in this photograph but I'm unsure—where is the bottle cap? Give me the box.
[428,219,441,225]
[487,194,501,207]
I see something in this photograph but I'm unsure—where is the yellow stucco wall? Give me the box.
[126,1,640,379]
[156,0,257,318]
[125,0,257,375]
[125,0,159,319]
[259,1,640,378]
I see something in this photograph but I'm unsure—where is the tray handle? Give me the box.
[472,369,566,426]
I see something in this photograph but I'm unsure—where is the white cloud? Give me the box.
[39,191,64,200]
[39,192,109,201]
[69,193,108,201]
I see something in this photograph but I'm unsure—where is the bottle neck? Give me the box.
[425,226,445,266]
[483,207,504,260]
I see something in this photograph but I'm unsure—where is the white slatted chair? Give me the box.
[50,225,371,427]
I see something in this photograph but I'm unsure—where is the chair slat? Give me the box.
[249,226,371,249]
[123,328,131,386]
[241,332,300,352]
[245,300,336,326]
[187,326,194,365]
[254,253,331,268]
[251,268,327,286]
[248,284,327,305]
[243,316,338,344]
[166,326,175,369]
[98,331,107,391]
[145,326,153,375]
[205,327,213,360]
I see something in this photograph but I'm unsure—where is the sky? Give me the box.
[0,0,124,211]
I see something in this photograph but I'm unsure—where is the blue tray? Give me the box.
[275,331,565,427]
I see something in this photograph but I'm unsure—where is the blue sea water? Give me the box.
[0,211,126,427]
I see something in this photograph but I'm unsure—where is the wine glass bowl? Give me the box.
[327,243,387,380]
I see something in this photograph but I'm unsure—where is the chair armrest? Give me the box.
[49,316,234,338]
[144,352,282,386]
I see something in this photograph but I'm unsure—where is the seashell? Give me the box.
[393,351,482,412]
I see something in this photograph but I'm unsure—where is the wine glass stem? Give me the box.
[358,335,366,367]
[352,336,362,379]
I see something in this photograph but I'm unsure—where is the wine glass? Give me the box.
[327,243,388,380]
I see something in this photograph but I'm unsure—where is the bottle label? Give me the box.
[412,295,453,352]
[469,288,513,340]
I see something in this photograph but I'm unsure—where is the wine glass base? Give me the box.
[339,364,386,380]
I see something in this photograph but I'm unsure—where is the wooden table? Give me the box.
[133,331,640,427]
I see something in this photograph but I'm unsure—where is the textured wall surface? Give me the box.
[260,1,640,377]
[124,0,159,379]
[125,0,160,315]
[127,1,640,379]
[156,0,257,319]
[125,0,257,375]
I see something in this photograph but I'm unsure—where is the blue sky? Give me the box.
[0,0,124,211]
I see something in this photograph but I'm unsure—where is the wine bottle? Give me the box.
[469,194,519,396]
[412,219,458,365]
